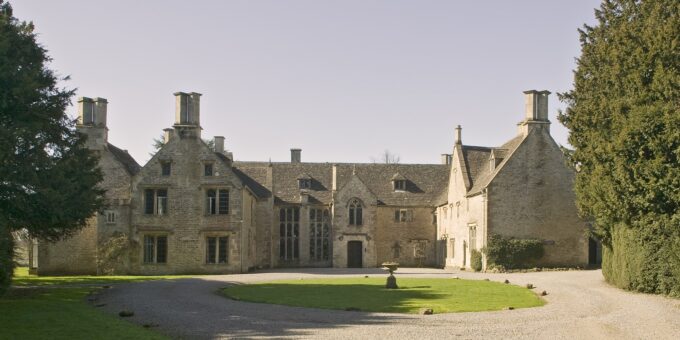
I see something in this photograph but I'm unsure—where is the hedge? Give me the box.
[602,223,680,297]
[483,234,544,270]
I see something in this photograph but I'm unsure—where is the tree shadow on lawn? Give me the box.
[99,278,422,339]
[223,282,448,314]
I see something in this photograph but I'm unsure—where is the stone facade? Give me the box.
[436,90,589,270]
[36,89,589,275]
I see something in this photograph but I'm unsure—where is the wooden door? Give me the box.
[347,241,363,268]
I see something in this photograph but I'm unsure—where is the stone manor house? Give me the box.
[31,90,596,275]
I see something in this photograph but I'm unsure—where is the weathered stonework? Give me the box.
[36,89,589,275]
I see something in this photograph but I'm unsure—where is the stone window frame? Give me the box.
[105,210,116,224]
[309,208,331,261]
[449,238,455,259]
[392,241,401,259]
[205,188,230,216]
[143,234,168,264]
[205,235,229,264]
[160,161,172,176]
[393,208,413,223]
[204,162,214,177]
[144,188,169,216]
[298,178,311,190]
[393,180,407,191]
[279,206,300,261]
[348,198,363,226]
[468,224,477,251]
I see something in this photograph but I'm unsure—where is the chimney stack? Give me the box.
[291,148,301,163]
[174,92,202,126]
[78,97,94,126]
[524,90,550,121]
[77,96,108,149]
[455,125,462,144]
[214,136,225,154]
[441,154,452,165]
[163,128,173,143]
[519,90,552,136]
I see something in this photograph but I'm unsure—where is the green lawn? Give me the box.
[0,287,167,340]
[0,268,184,340]
[222,277,545,314]
[12,267,195,286]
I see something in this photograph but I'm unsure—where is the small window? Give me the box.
[393,180,406,191]
[298,179,311,189]
[469,225,477,251]
[204,163,213,176]
[143,235,168,264]
[161,162,171,176]
[105,211,116,224]
[206,236,229,264]
[392,241,401,258]
[394,209,411,223]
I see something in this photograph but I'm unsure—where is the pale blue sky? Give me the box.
[13,0,601,164]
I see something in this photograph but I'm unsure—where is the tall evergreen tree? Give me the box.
[559,0,679,296]
[0,1,104,294]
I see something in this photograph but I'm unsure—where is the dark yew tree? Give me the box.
[0,1,104,294]
[558,0,679,296]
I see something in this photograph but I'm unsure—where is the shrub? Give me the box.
[470,250,482,272]
[602,223,680,297]
[483,234,544,270]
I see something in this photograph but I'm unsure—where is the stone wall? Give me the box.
[129,133,248,274]
[332,175,378,268]
[374,206,436,267]
[38,148,133,275]
[488,128,588,267]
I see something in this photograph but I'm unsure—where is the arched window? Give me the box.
[348,198,363,226]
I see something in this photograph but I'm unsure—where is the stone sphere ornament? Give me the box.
[382,262,399,289]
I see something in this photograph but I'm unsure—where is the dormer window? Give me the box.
[297,173,312,190]
[298,179,311,189]
[204,163,213,176]
[391,173,407,191]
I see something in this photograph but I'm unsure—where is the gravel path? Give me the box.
[98,268,680,339]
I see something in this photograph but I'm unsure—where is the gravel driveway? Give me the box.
[98,268,680,339]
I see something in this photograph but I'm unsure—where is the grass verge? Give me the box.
[222,277,545,314]
[0,268,189,339]
[0,287,167,340]
[12,267,194,286]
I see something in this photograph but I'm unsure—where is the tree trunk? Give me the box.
[0,225,14,295]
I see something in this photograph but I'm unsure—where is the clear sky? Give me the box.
[13,0,601,165]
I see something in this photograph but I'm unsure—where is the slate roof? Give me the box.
[107,143,141,175]
[232,161,449,207]
[465,134,526,196]
[335,164,449,206]
[270,163,334,205]
[229,161,272,199]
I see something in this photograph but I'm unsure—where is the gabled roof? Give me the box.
[107,143,141,175]
[391,172,407,181]
[233,162,334,205]
[335,164,449,206]
[465,134,526,196]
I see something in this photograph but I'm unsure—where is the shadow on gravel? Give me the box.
[100,278,417,339]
